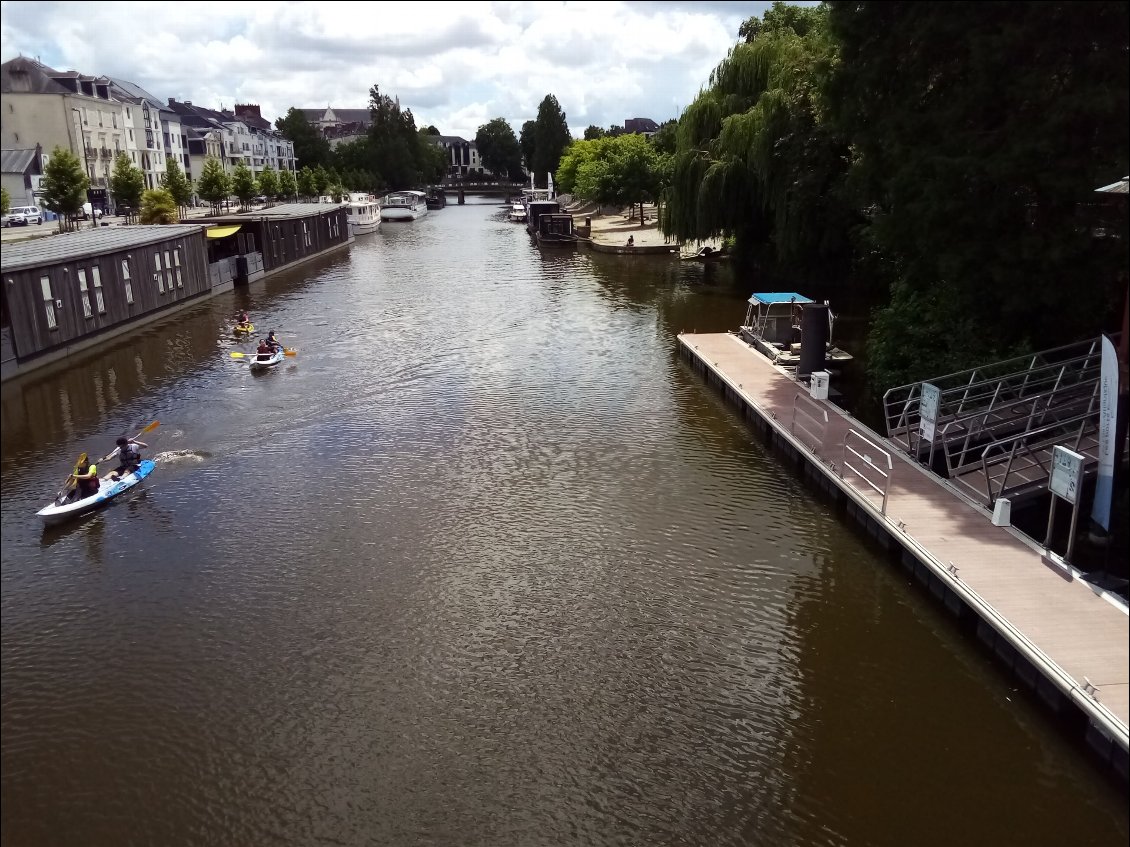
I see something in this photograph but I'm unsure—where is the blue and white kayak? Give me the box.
[37,459,156,526]
[249,348,285,370]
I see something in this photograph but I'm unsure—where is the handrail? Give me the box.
[842,429,894,514]
[790,392,828,452]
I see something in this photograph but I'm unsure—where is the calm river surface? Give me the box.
[2,200,1126,846]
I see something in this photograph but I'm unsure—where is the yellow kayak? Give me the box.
[234,322,255,335]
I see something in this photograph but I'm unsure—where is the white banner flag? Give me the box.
[1089,335,1118,531]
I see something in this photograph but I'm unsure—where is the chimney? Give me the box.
[168,97,175,106]
[185,101,192,106]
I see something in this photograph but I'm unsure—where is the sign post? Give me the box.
[1046,445,1085,562]
[917,382,941,459]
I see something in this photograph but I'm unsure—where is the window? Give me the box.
[121,259,134,304]
[92,266,105,313]
[173,248,183,287]
[40,275,57,329]
[303,221,311,247]
[112,112,118,129]
[77,268,92,318]
[165,251,176,288]
[153,252,165,293]
[128,129,134,142]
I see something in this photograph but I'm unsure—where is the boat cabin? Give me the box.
[739,291,852,370]
[536,213,576,245]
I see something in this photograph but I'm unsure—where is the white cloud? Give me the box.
[1,0,788,139]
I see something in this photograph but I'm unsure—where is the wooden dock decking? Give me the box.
[679,332,1129,758]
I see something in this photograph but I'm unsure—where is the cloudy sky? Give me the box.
[1,1,793,139]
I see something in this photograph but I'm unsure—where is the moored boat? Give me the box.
[37,460,156,526]
[380,190,429,221]
[345,194,381,235]
[738,292,853,370]
[508,203,527,223]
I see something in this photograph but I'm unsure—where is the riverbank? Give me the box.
[559,198,724,256]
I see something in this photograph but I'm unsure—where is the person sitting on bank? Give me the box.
[626,235,635,248]
[111,436,147,478]
[70,456,100,501]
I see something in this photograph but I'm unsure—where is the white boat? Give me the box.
[380,190,429,221]
[249,347,285,370]
[346,194,381,235]
[737,292,853,369]
[508,203,527,223]
[37,460,156,526]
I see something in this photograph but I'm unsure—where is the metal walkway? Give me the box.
[883,338,1109,506]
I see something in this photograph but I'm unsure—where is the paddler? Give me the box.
[70,455,100,501]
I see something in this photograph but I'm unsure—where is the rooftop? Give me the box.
[198,203,345,223]
[0,225,206,273]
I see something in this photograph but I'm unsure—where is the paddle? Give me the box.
[100,420,161,463]
[229,349,297,358]
[54,452,88,504]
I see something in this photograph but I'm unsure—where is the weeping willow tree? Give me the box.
[664,3,853,275]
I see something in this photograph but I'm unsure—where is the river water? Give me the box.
[2,200,1125,846]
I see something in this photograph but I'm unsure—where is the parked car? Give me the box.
[79,202,104,220]
[2,205,44,226]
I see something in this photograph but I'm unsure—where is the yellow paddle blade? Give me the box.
[284,349,297,357]
[138,420,160,435]
[229,351,248,358]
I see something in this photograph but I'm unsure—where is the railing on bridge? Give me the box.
[791,392,828,453]
[842,429,894,515]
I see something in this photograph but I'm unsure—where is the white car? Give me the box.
[80,202,103,220]
[2,205,44,226]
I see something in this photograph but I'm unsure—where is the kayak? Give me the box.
[37,459,156,526]
[234,322,255,335]
[249,348,285,370]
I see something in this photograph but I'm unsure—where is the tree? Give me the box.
[40,146,88,231]
[231,162,258,209]
[139,188,178,224]
[519,120,537,173]
[110,152,144,211]
[275,107,332,170]
[557,134,664,222]
[277,168,297,201]
[829,0,1130,387]
[357,85,443,190]
[312,165,330,196]
[160,158,193,210]
[0,186,9,216]
[257,165,279,205]
[583,125,606,141]
[196,156,231,211]
[423,125,441,135]
[663,3,851,278]
[530,94,571,187]
[650,120,678,155]
[297,166,317,199]
[474,118,524,180]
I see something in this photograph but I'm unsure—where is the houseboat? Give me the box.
[380,191,429,221]
[345,193,381,235]
[425,188,447,210]
[738,292,853,372]
[534,213,578,247]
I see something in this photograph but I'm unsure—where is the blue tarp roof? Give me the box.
[748,292,814,305]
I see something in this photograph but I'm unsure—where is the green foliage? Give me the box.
[650,120,678,155]
[663,3,851,277]
[40,146,89,224]
[519,120,536,173]
[109,152,144,209]
[296,167,317,198]
[335,139,384,192]
[1,186,10,215]
[474,118,524,179]
[139,188,178,224]
[257,165,280,202]
[160,158,193,208]
[277,168,298,200]
[352,85,441,190]
[829,0,1130,386]
[556,134,669,220]
[530,94,571,187]
[583,125,606,141]
[196,157,231,207]
[275,107,332,169]
[231,162,258,207]
[312,165,330,195]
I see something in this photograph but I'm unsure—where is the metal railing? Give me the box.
[951,411,1101,506]
[842,429,894,514]
[884,336,1109,463]
[791,392,828,453]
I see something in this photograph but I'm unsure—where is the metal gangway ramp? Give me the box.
[883,337,1109,504]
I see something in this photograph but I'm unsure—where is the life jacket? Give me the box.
[120,443,141,464]
[76,463,99,493]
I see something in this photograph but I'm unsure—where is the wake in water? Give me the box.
[153,449,210,464]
